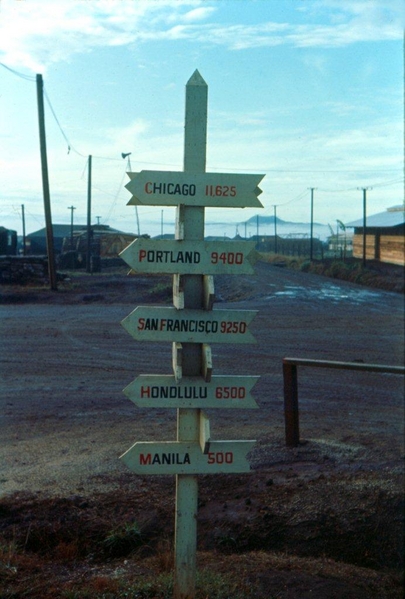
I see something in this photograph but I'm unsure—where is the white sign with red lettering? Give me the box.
[120,239,257,275]
[125,171,264,208]
[123,375,259,409]
[121,306,257,344]
[120,440,255,475]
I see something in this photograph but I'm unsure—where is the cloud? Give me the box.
[1,0,402,73]
[181,6,217,22]
[0,0,204,71]
[103,119,151,155]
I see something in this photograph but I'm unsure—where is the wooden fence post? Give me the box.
[283,361,299,447]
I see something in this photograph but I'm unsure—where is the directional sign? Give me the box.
[120,239,258,275]
[120,440,255,475]
[123,375,260,408]
[121,307,257,344]
[125,171,264,208]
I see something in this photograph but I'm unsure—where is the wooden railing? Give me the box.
[282,357,405,447]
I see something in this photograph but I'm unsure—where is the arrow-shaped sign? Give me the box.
[121,307,257,344]
[125,171,264,208]
[120,440,255,475]
[120,239,258,275]
[123,375,260,408]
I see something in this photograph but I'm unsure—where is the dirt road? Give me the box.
[1,261,403,495]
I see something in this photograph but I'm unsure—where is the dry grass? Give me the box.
[259,254,404,292]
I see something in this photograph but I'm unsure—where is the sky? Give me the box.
[0,0,403,239]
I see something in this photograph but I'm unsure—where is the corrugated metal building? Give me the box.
[347,205,405,266]
[26,224,139,256]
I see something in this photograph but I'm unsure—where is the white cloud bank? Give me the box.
[0,0,402,72]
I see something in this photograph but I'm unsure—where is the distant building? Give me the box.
[26,224,87,254]
[67,226,145,259]
[0,226,17,255]
[327,232,353,256]
[26,224,141,256]
[346,205,405,266]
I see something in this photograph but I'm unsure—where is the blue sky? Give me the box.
[0,0,403,238]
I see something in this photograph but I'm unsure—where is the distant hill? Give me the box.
[205,215,331,241]
[245,214,324,227]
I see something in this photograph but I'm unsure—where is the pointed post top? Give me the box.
[187,69,207,87]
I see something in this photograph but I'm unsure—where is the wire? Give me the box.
[43,85,124,162]
[0,62,36,81]
[317,177,404,193]
[206,164,402,174]
[104,163,129,223]
[370,177,404,189]
[43,89,75,155]
[80,158,89,180]
[24,208,46,227]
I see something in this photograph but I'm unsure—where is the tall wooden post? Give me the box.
[68,205,76,249]
[174,69,207,599]
[283,361,299,447]
[36,74,57,290]
[358,186,372,268]
[21,204,26,256]
[309,187,315,261]
[86,155,92,273]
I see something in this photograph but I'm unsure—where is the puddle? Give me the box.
[267,283,382,305]
[274,290,297,297]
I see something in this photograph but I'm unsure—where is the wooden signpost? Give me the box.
[119,70,264,599]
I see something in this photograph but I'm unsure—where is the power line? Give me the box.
[42,85,124,162]
[318,177,404,193]
[370,177,404,189]
[104,162,129,223]
[206,164,402,174]
[0,62,36,81]
[261,189,308,216]
[43,89,74,154]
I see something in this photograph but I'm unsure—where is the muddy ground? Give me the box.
[0,260,404,598]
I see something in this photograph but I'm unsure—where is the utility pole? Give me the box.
[96,216,101,226]
[308,187,317,261]
[86,155,92,273]
[358,187,372,267]
[36,73,58,290]
[273,205,278,254]
[68,205,76,249]
[21,204,26,256]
